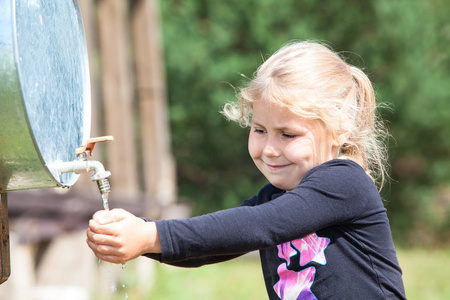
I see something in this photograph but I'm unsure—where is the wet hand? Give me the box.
[86,208,161,264]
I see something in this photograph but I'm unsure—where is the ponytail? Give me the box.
[340,65,389,190]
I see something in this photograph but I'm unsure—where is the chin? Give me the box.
[271,182,295,192]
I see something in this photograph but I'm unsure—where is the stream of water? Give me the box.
[99,192,128,299]
[102,193,110,211]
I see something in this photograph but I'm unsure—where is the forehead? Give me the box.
[252,101,307,125]
[252,100,292,117]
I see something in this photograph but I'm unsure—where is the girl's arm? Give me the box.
[86,208,248,266]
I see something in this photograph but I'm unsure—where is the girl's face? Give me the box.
[248,101,340,191]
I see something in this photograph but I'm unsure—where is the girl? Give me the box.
[87,41,406,299]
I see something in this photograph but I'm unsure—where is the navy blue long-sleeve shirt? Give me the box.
[146,159,406,299]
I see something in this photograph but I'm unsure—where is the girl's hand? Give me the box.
[86,208,161,264]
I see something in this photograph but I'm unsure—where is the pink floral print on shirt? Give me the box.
[274,233,330,300]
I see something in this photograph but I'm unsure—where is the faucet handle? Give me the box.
[76,136,114,157]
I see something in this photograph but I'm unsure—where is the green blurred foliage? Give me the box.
[158,0,450,245]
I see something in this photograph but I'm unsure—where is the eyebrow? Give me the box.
[250,119,263,127]
[252,120,309,133]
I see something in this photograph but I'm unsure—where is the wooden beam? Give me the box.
[132,0,176,205]
[0,192,10,284]
[97,0,139,199]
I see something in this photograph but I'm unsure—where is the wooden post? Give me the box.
[132,0,176,205]
[0,192,10,284]
[97,0,139,199]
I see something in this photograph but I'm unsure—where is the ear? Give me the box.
[335,113,353,147]
[334,129,350,147]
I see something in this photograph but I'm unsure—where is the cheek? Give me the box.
[248,134,261,159]
[285,138,315,161]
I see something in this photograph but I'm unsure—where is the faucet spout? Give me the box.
[54,136,114,199]
[55,158,112,197]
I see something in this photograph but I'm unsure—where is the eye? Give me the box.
[282,132,297,139]
[253,128,266,134]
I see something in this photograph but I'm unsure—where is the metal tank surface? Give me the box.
[0,0,115,284]
[0,0,91,191]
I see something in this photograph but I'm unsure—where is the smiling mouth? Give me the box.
[265,163,291,171]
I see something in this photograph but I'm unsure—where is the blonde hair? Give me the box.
[222,41,390,189]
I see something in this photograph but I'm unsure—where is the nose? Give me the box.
[262,136,281,157]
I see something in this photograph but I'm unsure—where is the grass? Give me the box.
[397,247,450,300]
[106,247,450,300]
[147,255,267,300]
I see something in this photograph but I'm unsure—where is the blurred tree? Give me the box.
[370,0,450,245]
[158,0,450,245]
